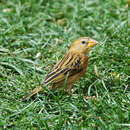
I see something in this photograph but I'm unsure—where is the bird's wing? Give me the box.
[42,52,84,85]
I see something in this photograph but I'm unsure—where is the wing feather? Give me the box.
[42,52,83,85]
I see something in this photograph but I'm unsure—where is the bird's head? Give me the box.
[70,37,98,54]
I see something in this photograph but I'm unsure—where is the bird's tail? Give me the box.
[23,86,43,101]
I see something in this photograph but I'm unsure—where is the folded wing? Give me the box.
[42,51,83,85]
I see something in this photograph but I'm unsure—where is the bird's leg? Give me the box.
[63,85,72,95]
[63,85,77,96]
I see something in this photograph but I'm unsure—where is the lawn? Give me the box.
[0,0,129,129]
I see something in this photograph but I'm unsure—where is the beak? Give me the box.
[88,39,98,48]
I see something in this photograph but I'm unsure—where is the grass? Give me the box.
[0,0,129,129]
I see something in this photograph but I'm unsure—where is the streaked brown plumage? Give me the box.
[24,37,98,100]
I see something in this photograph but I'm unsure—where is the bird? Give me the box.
[24,37,98,100]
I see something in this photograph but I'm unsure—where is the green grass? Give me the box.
[0,0,129,129]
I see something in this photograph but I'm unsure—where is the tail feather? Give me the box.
[23,86,43,101]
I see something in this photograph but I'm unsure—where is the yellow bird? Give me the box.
[24,37,98,100]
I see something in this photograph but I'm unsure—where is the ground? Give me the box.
[0,0,129,129]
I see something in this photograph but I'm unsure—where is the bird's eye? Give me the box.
[81,41,86,44]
